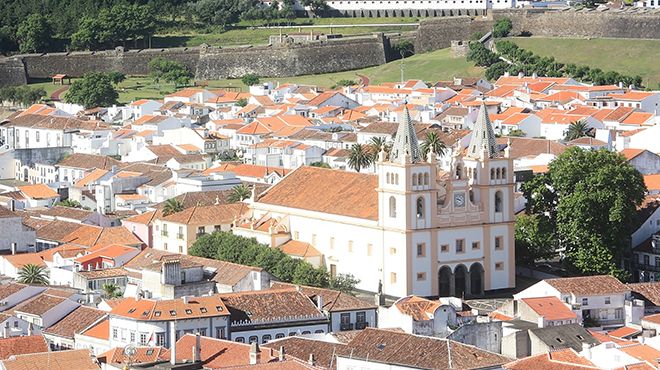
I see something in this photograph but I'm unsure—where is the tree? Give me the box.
[328,274,360,294]
[148,58,193,87]
[55,199,83,208]
[522,147,646,278]
[347,144,373,173]
[564,120,590,141]
[16,14,52,53]
[310,161,330,168]
[369,136,391,162]
[393,40,414,59]
[228,184,251,203]
[493,18,513,38]
[162,198,184,216]
[102,283,122,298]
[241,73,260,87]
[0,86,45,107]
[65,72,118,108]
[420,131,447,161]
[515,214,556,266]
[107,71,126,85]
[467,42,499,67]
[508,129,526,137]
[236,98,248,107]
[17,264,49,285]
[336,79,356,87]
[192,0,243,30]
[302,0,328,15]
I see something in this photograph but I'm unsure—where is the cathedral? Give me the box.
[234,103,515,298]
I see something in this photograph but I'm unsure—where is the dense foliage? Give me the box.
[65,72,119,108]
[492,18,513,38]
[241,73,261,87]
[521,147,647,278]
[0,0,308,54]
[189,231,360,293]
[148,58,193,86]
[0,85,46,107]
[472,40,643,87]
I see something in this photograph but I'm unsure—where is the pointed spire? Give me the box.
[388,105,422,164]
[467,102,497,160]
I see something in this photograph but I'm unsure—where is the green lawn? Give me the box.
[29,47,482,103]
[510,37,660,88]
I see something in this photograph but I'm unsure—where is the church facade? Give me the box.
[234,103,515,298]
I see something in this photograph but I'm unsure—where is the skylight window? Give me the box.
[170,310,177,316]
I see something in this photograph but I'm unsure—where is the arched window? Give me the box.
[395,173,399,185]
[490,168,495,180]
[416,197,425,219]
[386,173,390,184]
[424,173,429,185]
[389,196,397,218]
[496,168,501,179]
[456,164,463,180]
[412,174,418,186]
[495,191,503,213]
[501,168,507,180]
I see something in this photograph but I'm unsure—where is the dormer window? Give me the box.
[169,310,177,316]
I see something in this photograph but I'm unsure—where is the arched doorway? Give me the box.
[469,263,484,296]
[454,265,468,298]
[438,266,452,297]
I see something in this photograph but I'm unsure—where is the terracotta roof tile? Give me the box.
[628,282,660,306]
[110,296,229,321]
[79,318,109,340]
[161,334,279,368]
[544,275,629,296]
[393,296,443,321]
[13,294,69,316]
[100,346,164,365]
[258,166,378,220]
[43,306,105,339]
[270,283,376,312]
[520,296,577,321]
[0,336,49,360]
[278,240,322,258]
[220,289,324,324]
[155,203,246,225]
[504,348,597,370]
[0,349,99,370]
[58,153,123,171]
[17,183,59,199]
[644,174,660,191]
[0,283,27,301]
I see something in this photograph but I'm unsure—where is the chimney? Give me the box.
[183,296,189,304]
[193,333,201,362]
[618,82,624,89]
[316,295,323,311]
[27,323,32,336]
[518,72,524,79]
[308,353,315,366]
[249,341,261,365]
[10,243,16,255]
[9,199,14,212]
[170,321,177,365]
[278,346,285,362]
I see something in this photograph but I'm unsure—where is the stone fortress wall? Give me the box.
[0,8,658,87]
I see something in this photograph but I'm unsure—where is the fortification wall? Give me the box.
[2,35,385,85]
[0,58,28,86]
[494,9,660,39]
[416,9,660,52]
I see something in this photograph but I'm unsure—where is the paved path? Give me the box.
[51,86,69,101]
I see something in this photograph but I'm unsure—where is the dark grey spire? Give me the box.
[389,105,422,164]
[467,102,497,160]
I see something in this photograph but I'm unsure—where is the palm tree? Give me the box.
[564,120,590,141]
[369,136,391,161]
[162,198,184,216]
[17,264,49,285]
[228,184,251,203]
[347,144,373,173]
[420,131,447,161]
[102,283,122,299]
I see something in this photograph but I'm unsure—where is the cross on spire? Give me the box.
[389,105,422,164]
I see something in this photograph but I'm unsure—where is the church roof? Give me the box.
[467,102,498,160]
[257,166,378,220]
[389,106,422,164]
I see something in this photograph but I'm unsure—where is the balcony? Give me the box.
[340,323,354,331]
[632,261,660,273]
[355,322,369,330]
[161,231,168,237]
[176,233,184,240]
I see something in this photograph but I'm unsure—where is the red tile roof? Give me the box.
[0,336,49,360]
[521,296,577,321]
[161,334,279,368]
[0,349,99,370]
[504,348,596,370]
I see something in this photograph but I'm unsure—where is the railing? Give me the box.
[355,322,368,330]
[632,261,660,273]
[231,314,327,327]
[177,233,184,240]
[340,323,354,331]
[161,231,168,237]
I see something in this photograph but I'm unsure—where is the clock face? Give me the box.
[454,193,465,207]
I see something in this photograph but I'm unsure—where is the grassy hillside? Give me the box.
[510,37,660,88]
[29,47,483,103]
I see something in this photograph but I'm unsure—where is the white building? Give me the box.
[235,104,516,298]
[514,275,631,328]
